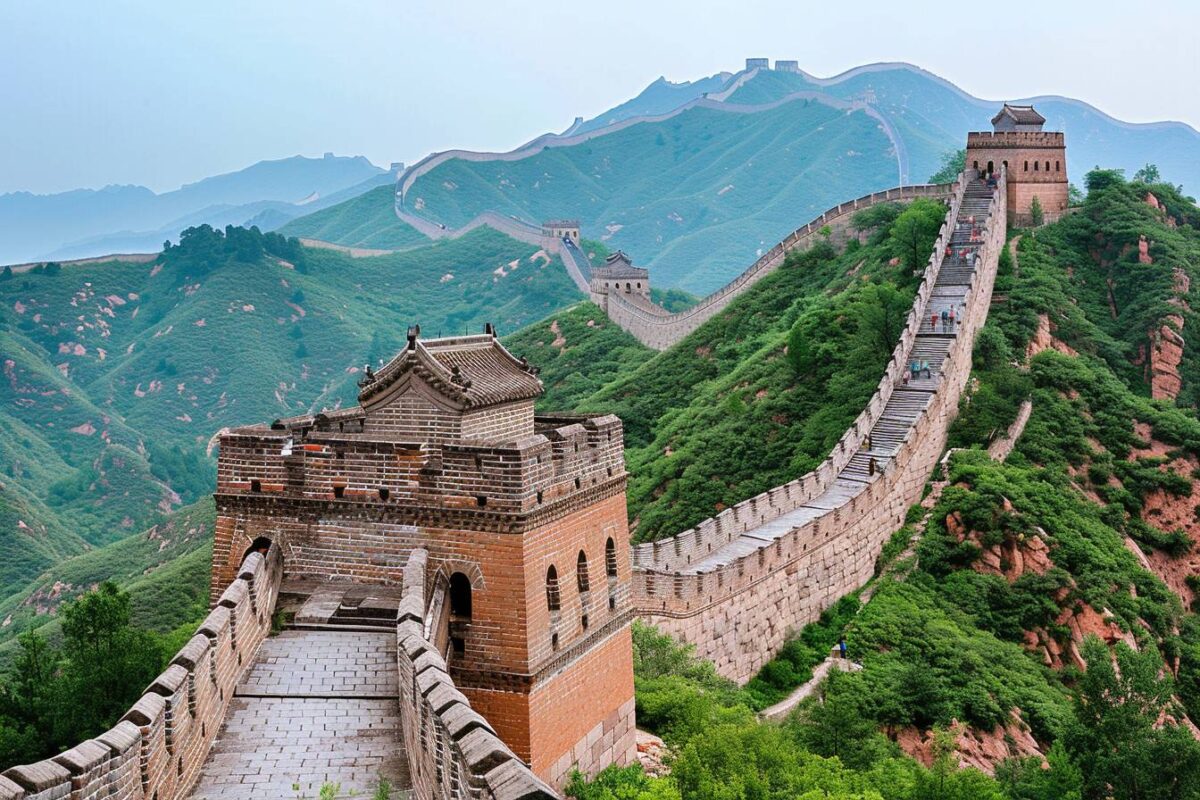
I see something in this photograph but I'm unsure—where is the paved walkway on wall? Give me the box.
[678,180,995,577]
[188,627,410,799]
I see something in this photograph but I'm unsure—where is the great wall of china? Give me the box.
[632,171,1006,682]
[0,169,1003,800]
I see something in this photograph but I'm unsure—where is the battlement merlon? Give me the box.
[966,131,1066,150]
[215,413,626,516]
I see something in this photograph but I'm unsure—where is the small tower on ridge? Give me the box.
[965,103,1068,226]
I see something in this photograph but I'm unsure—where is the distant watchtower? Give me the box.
[966,104,1067,226]
[542,219,580,243]
[211,326,637,787]
[589,251,651,311]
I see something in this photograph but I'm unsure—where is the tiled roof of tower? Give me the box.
[992,104,1046,126]
[593,251,648,280]
[358,331,543,409]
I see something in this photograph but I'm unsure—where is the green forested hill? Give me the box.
[530,169,1200,797]
[277,184,427,250]
[0,224,581,609]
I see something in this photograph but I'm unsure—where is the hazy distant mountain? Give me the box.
[0,154,387,264]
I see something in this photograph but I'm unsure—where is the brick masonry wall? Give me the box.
[397,549,560,800]
[966,132,1066,225]
[633,170,1007,683]
[210,415,626,604]
[0,547,283,800]
[601,183,956,350]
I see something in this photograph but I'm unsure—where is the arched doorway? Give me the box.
[241,537,272,564]
[448,572,472,657]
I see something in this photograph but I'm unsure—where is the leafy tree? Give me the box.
[1068,183,1085,206]
[1084,167,1126,195]
[1029,196,1044,227]
[56,582,164,743]
[929,149,966,184]
[1133,163,1161,184]
[995,742,1083,800]
[566,765,679,800]
[0,266,12,281]
[1063,637,1200,800]
[888,199,946,273]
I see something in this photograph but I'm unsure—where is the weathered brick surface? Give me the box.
[966,131,1067,226]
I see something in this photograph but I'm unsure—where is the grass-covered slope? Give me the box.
[277,184,428,250]
[406,100,899,294]
[0,499,215,664]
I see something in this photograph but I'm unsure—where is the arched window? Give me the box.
[1056,161,1060,172]
[546,565,560,611]
[576,551,590,593]
[449,572,472,619]
[625,282,631,293]
[605,538,618,577]
[1024,161,1029,172]
[1045,161,1050,172]
[1034,161,1039,171]
[972,160,979,171]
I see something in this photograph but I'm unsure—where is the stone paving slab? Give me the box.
[188,628,409,799]
[238,630,397,697]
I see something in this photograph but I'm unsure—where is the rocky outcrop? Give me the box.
[1025,314,1078,360]
[1147,268,1190,401]
[895,709,1043,774]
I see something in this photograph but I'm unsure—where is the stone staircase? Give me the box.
[675,177,996,573]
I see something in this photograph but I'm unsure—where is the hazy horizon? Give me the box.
[3,0,1197,195]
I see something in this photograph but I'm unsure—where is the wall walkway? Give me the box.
[632,171,1007,683]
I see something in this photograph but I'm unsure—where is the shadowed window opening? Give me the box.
[546,565,561,611]
[576,551,590,593]
[605,538,618,577]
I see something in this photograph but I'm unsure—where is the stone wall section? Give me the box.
[0,547,283,800]
[633,170,1007,683]
[602,183,955,350]
[397,549,561,800]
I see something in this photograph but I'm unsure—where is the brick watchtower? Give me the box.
[588,251,651,311]
[211,325,637,787]
[966,104,1067,226]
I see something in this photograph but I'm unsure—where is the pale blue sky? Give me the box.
[2,0,1196,194]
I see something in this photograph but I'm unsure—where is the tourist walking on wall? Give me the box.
[839,638,848,660]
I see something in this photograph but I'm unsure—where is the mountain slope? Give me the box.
[0,226,582,600]
[406,99,898,293]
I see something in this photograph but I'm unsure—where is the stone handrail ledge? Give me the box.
[630,170,970,571]
[397,549,558,800]
[632,169,1006,617]
[603,182,954,350]
[628,169,1003,606]
[0,546,284,800]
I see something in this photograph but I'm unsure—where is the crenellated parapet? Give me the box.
[216,413,625,520]
[397,549,560,800]
[633,169,1008,682]
[0,546,283,800]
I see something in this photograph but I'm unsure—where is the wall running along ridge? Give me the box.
[0,547,283,800]
[632,170,1007,683]
[601,183,955,350]
[396,548,558,800]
